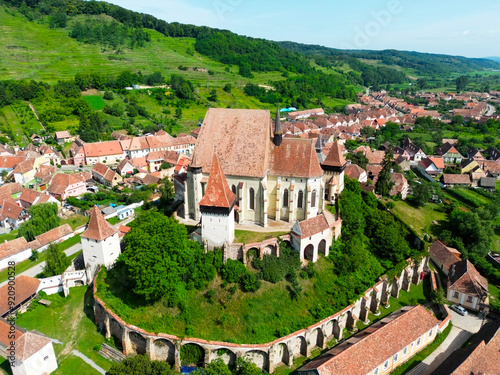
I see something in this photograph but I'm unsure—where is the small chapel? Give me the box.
[178,108,346,256]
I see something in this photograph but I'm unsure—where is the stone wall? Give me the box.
[93,257,428,373]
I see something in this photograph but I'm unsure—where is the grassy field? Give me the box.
[61,215,89,230]
[0,230,18,243]
[233,230,290,244]
[15,286,114,374]
[82,95,106,111]
[391,201,448,238]
[0,103,43,146]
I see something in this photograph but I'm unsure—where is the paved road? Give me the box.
[72,350,107,375]
[406,309,486,375]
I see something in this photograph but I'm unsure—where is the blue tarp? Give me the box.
[181,366,198,374]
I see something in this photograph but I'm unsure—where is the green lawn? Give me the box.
[233,230,289,244]
[61,215,89,230]
[15,286,113,374]
[82,95,106,111]
[107,216,122,225]
[0,230,18,243]
[489,283,500,311]
[391,201,447,238]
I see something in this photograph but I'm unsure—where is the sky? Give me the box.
[104,0,500,58]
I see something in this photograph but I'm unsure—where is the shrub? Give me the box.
[240,272,261,292]
[222,259,246,283]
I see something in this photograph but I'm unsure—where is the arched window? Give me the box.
[297,190,304,209]
[283,189,289,207]
[311,189,316,208]
[249,188,255,210]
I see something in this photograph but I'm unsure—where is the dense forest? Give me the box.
[278,41,500,76]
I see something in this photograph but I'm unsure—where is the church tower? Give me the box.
[199,152,237,249]
[81,206,120,278]
[273,105,283,147]
[321,141,347,205]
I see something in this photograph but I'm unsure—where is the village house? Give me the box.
[47,173,87,200]
[390,173,409,200]
[448,260,489,311]
[34,165,59,191]
[116,205,135,221]
[437,143,464,164]
[459,158,479,174]
[12,159,37,186]
[91,163,122,187]
[418,157,445,176]
[429,240,462,276]
[38,145,60,165]
[402,138,426,162]
[55,130,73,144]
[481,160,500,179]
[83,141,124,166]
[298,305,441,375]
[344,163,367,183]
[116,159,135,176]
[70,143,85,166]
[441,174,471,188]
[0,276,40,317]
[479,177,496,191]
[18,188,58,209]
[30,134,42,144]
[0,200,29,229]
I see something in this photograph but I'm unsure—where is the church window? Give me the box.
[298,190,304,208]
[231,185,237,196]
[311,190,317,208]
[283,189,289,207]
[249,188,255,210]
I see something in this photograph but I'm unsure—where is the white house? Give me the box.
[11,332,58,375]
[115,205,134,221]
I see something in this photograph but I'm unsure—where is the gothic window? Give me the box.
[283,189,289,207]
[311,189,317,208]
[249,188,255,210]
[298,190,304,208]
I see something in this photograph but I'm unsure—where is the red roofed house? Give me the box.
[0,200,30,229]
[441,174,471,187]
[291,210,339,262]
[345,163,368,183]
[81,206,120,277]
[0,276,40,317]
[437,143,464,164]
[0,237,34,270]
[429,240,461,276]
[418,157,445,176]
[199,153,237,249]
[91,163,122,187]
[10,330,58,375]
[448,260,489,311]
[55,130,73,144]
[298,305,441,375]
[47,173,86,200]
[83,141,124,166]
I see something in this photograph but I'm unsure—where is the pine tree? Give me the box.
[375,149,395,197]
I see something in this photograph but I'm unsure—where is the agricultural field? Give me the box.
[0,102,43,146]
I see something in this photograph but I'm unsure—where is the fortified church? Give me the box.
[178,108,345,261]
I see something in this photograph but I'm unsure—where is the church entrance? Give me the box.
[318,240,327,256]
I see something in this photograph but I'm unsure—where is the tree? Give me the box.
[233,357,262,375]
[18,203,60,241]
[106,354,175,375]
[103,91,114,100]
[375,149,395,197]
[223,83,232,93]
[43,243,70,277]
[449,209,493,257]
[455,76,469,92]
[411,182,430,207]
[119,211,216,302]
[159,177,175,208]
[193,358,231,375]
[208,89,218,102]
[416,78,428,90]
[432,287,447,305]
[345,151,369,170]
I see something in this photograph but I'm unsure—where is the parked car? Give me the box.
[450,304,468,316]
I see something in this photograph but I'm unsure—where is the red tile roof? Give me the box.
[81,206,119,241]
[198,153,236,209]
[191,108,272,178]
[322,141,346,168]
[0,200,24,221]
[15,331,52,361]
[429,240,461,271]
[0,276,40,316]
[47,173,84,196]
[0,237,31,260]
[34,224,72,248]
[0,319,23,347]
[300,306,440,375]
[442,174,471,185]
[345,164,366,180]
[83,141,123,157]
[270,138,323,178]
[448,260,489,299]
[293,213,330,238]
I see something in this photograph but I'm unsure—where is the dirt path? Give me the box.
[28,101,46,131]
